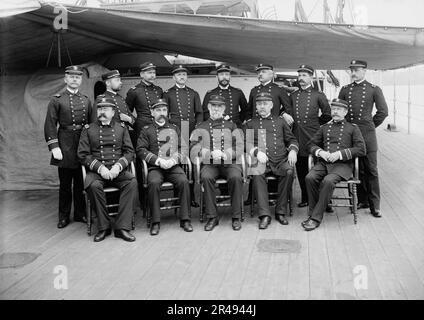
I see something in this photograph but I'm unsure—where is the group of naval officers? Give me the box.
[44,59,388,242]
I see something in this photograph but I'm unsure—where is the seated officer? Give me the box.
[77,97,137,242]
[136,99,192,236]
[190,95,244,231]
[244,92,299,229]
[303,99,366,231]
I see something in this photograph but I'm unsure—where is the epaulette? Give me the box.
[130,86,136,90]
[371,84,376,88]
[143,125,150,129]
[120,122,125,128]
[206,90,212,94]
[53,93,61,98]
[164,89,168,93]
[84,124,90,129]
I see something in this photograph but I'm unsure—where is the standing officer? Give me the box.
[247,64,293,123]
[202,64,248,127]
[44,65,96,229]
[244,92,299,229]
[98,70,136,134]
[163,65,203,134]
[287,65,332,207]
[136,99,193,236]
[78,97,137,242]
[190,95,244,231]
[338,60,388,218]
[125,62,163,139]
[303,99,366,231]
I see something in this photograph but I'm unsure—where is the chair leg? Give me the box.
[85,195,92,236]
[241,192,245,222]
[199,184,204,223]
[250,180,255,217]
[352,183,358,225]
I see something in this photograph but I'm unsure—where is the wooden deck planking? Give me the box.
[1,128,424,300]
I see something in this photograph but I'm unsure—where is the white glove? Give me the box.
[282,113,294,126]
[52,147,63,160]
[257,151,268,164]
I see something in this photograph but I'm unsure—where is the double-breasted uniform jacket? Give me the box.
[125,81,163,134]
[136,120,182,171]
[77,120,134,188]
[308,119,366,180]
[338,80,388,152]
[163,85,203,132]
[287,86,332,156]
[202,86,248,126]
[243,115,299,176]
[247,82,292,119]
[189,118,244,163]
[97,90,135,127]
[44,89,96,168]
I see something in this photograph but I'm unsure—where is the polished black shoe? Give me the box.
[94,229,111,242]
[57,218,70,229]
[371,209,382,218]
[191,200,200,208]
[275,214,289,225]
[74,216,87,223]
[326,205,334,213]
[232,218,242,231]
[150,223,160,236]
[114,229,136,242]
[180,220,193,232]
[303,219,320,231]
[297,202,308,208]
[204,217,219,231]
[357,202,370,209]
[259,216,271,229]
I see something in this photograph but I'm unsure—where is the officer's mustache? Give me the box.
[98,113,107,118]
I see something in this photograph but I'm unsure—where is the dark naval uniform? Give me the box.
[247,82,292,119]
[77,120,137,232]
[202,86,248,127]
[44,88,96,222]
[306,118,366,223]
[190,118,244,219]
[338,79,388,211]
[136,119,191,224]
[97,90,136,141]
[125,81,163,138]
[287,86,331,203]
[163,84,203,133]
[244,115,299,218]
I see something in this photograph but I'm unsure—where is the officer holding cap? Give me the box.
[303,98,366,231]
[44,65,97,229]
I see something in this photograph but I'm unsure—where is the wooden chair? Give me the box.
[140,155,192,227]
[194,155,247,223]
[246,154,294,217]
[82,161,136,236]
[308,155,360,224]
